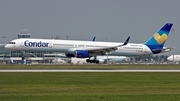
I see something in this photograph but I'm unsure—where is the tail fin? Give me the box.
[123,36,130,45]
[144,23,173,54]
[92,36,96,41]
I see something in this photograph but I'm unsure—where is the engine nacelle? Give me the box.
[65,49,76,57]
[75,50,90,58]
[65,53,75,57]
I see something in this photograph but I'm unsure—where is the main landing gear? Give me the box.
[86,56,99,64]
[86,59,99,64]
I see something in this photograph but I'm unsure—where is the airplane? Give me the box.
[70,56,129,64]
[5,36,130,63]
[167,55,180,62]
[5,23,173,64]
[88,56,129,64]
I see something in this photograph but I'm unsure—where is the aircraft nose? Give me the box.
[167,57,171,61]
[5,44,10,49]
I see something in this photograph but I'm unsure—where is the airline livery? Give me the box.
[5,23,173,63]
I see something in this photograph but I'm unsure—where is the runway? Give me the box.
[1,69,180,72]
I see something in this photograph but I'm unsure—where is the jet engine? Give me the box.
[75,50,91,58]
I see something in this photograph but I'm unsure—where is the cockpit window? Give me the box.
[9,42,15,44]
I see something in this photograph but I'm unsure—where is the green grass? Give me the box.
[0,72,180,101]
[0,64,180,69]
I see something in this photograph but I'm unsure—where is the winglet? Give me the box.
[92,36,96,41]
[122,36,130,45]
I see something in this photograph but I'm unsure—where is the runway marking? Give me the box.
[1,70,180,72]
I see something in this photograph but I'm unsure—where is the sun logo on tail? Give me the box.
[153,33,167,44]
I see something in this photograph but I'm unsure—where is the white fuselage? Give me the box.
[71,56,129,64]
[5,38,153,56]
[90,56,129,63]
[167,55,180,62]
[91,56,128,60]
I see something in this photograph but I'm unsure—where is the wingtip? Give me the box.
[123,36,130,45]
[92,36,96,41]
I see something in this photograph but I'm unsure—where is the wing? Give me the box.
[86,36,130,55]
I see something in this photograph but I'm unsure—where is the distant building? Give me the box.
[17,30,31,38]
[0,44,11,62]
[0,30,69,64]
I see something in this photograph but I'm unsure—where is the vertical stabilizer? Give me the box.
[144,23,173,54]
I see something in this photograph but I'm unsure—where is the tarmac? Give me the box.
[1,69,180,72]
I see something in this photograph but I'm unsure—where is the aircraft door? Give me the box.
[20,42,24,47]
[49,42,52,48]
[143,47,149,53]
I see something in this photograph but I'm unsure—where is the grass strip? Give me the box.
[0,72,180,101]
